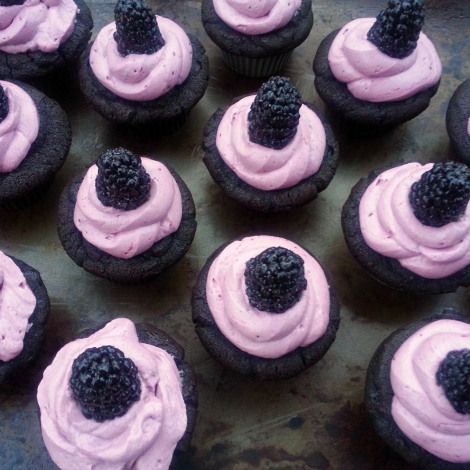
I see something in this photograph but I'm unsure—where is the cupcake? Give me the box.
[447,79,470,164]
[37,318,197,469]
[203,76,338,212]
[79,0,209,128]
[342,161,470,294]
[192,235,340,379]
[313,0,442,129]
[0,0,93,81]
[0,79,72,209]
[0,250,49,384]
[366,308,470,468]
[57,148,197,283]
[201,0,313,77]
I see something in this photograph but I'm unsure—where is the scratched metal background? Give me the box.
[0,1,469,469]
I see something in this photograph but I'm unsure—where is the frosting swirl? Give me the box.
[212,0,301,35]
[0,250,36,362]
[328,18,442,103]
[0,80,39,173]
[391,319,470,463]
[216,96,326,191]
[359,163,470,279]
[0,0,78,54]
[206,235,331,359]
[73,158,183,259]
[90,16,193,101]
[37,318,187,470]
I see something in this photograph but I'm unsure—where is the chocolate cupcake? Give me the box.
[313,0,441,129]
[201,0,313,77]
[342,161,470,294]
[366,309,470,468]
[79,0,209,128]
[0,250,49,385]
[37,318,197,469]
[203,76,338,212]
[447,79,470,164]
[0,80,72,209]
[0,0,93,81]
[192,235,340,380]
[57,148,197,283]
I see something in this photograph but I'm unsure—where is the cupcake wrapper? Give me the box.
[222,52,291,78]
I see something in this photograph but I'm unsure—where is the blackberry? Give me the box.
[409,162,470,227]
[367,0,425,59]
[245,247,307,314]
[248,76,302,150]
[436,349,470,414]
[114,0,164,56]
[0,0,26,5]
[70,345,141,422]
[95,148,151,211]
[0,85,8,123]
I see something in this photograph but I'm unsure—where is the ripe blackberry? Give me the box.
[245,247,307,314]
[367,0,425,59]
[436,349,470,414]
[70,345,141,422]
[0,0,26,5]
[0,85,8,123]
[95,148,151,211]
[248,76,302,150]
[409,162,470,227]
[114,0,164,56]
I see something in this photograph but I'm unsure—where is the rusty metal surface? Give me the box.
[0,1,469,469]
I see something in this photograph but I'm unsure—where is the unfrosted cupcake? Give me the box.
[0,0,93,81]
[313,0,441,129]
[447,79,470,164]
[79,0,209,127]
[57,148,197,283]
[201,0,313,77]
[342,161,470,293]
[366,309,470,468]
[192,235,340,379]
[203,76,338,212]
[37,318,197,470]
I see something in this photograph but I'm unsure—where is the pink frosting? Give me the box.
[391,319,470,463]
[90,16,193,101]
[359,163,470,279]
[0,251,36,362]
[467,118,470,136]
[212,0,301,35]
[0,80,39,173]
[328,18,442,103]
[206,235,331,359]
[37,318,187,470]
[73,158,183,260]
[216,95,326,191]
[0,0,78,54]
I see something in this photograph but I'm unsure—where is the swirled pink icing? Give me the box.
[359,163,470,279]
[0,251,36,362]
[0,80,39,173]
[0,0,78,54]
[212,0,301,35]
[37,318,187,470]
[216,95,326,191]
[90,16,192,101]
[391,319,470,463]
[206,235,331,359]
[467,118,470,136]
[73,158,183,259]
[328,18,442,103]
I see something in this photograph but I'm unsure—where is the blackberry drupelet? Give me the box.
[409,162,470,227]
[367,0,425,59]
[95,148,151,211]
[436,349,470,414]
[70,345,141,422]
[245,247,307,314]
[114,0,165,56]
[0,85,8,123]
[248,76,302,150]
